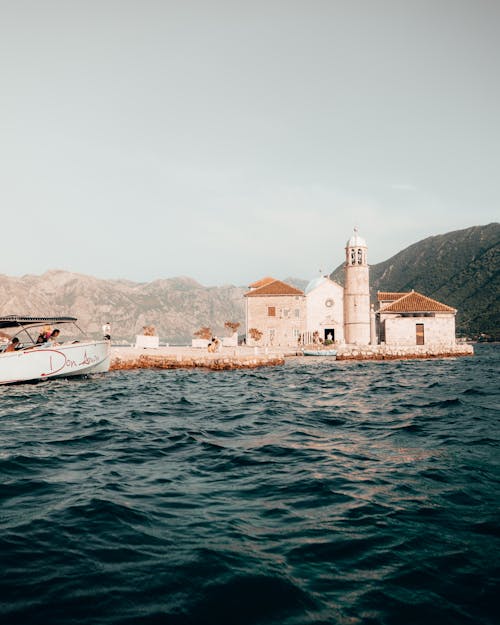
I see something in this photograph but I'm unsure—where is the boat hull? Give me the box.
[0,341,110,385]
[303,349,337,358]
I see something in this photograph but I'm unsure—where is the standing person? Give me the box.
[102,322,111,340]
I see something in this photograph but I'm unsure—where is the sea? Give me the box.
[1,344,498,625]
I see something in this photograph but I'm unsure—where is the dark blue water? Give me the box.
[1,345,499,625]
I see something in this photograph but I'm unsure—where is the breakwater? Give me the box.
[110,343,473,372]
[335,342,474,360]
[110,347,284,371]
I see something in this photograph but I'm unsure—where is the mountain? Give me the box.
[0,271,246,343]
[331,223,500,338]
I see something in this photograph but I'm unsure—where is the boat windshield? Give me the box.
[0,317,85,352]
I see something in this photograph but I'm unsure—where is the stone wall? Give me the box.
[111,353,285,371]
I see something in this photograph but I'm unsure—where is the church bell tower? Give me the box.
[344,228,371,345]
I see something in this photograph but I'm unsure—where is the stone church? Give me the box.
[244,229,457,348]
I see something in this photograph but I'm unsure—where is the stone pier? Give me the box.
[110,346,285,371]
[109,342,473,372]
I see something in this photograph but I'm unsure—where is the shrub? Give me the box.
[249,328,263,341]
[194,326,212,340]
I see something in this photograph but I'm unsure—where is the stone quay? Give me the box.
[109,343,473,372]
[110,346,285,371]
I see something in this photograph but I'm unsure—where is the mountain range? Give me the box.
[0,273,245,344]
[0,223,498,341]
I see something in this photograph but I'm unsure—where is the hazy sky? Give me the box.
[1,0,498,285]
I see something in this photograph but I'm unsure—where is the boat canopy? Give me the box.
[0,316,77,329]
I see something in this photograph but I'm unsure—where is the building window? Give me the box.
[282,308,290,318]
[416,323,425,345]
[357,248,363,264]
[350,249,356,265]
[294,308,300,318]
[268,306,276,317]
[269,328,275,343]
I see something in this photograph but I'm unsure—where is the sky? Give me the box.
[1,0,498,286]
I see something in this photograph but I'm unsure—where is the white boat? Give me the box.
[303,348,337,358]
[0,316,110,385]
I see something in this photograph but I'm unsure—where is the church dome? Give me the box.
[346,228,367,248]
[305,276,327,294]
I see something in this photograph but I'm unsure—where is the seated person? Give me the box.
[5,337,20,352]
[208,337,221,353]
[44,329,61,347]
[36,325,52,344]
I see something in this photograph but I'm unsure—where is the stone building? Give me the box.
[245,229,459,349]
[302,227,375,346]
[244,278,306,347]
[377,291,457,347]
[304,276,344,344]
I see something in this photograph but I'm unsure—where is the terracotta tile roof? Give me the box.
[377,291,410,301]
[380,290,456,313]
[244,279,305,297]
[249,276,276,289]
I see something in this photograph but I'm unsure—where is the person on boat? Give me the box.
[44,329,61,347]
[36,325,52,343]
[5,337,20,352]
